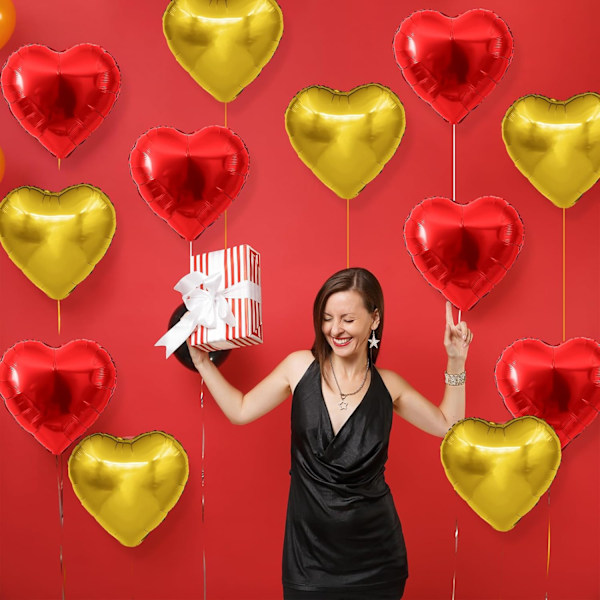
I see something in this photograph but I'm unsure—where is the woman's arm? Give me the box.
[381,302,473,438]
[187,344,312,425]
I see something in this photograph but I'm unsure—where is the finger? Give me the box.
[457,321,468,339]
[463,330,473,347]
[444,322,452,345]
[445,301,455,327]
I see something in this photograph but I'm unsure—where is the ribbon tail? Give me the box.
[216,297,237,328]
[155,312,198,358]
[224,314,236,328]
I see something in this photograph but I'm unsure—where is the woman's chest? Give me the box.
[320,379,371,436]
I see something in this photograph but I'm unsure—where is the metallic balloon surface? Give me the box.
[0,340,116,455]
[394,9,513,124]
[0,184,116,300]
[0,0,15,49]
[404,196,524,310]
[502,93,600,208]
[168,303,231,370]
[1,44,121,159]
[441,417,561,532]
[495,338,600,448]
[130,126,249,241]
[68,432,189,547]
[163,0,283,103]
[285,84,405,199]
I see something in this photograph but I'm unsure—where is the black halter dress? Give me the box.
[282,361,408,599]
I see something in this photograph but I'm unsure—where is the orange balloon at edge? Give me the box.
[0,0,15,49]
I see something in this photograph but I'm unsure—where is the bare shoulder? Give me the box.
[281,350,314,391]
[376,367,411,403]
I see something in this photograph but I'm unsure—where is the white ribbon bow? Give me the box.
[155,271,261,358]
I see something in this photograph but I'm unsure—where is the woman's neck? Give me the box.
[329,352,369,379]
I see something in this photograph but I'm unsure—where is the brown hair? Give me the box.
[311,268,384,376]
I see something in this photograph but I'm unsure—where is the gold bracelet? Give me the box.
[445,371,466,386]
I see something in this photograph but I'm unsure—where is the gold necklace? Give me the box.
[329,355,369,410]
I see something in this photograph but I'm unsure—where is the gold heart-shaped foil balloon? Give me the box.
[502,93,600,208]
[0,184,116,300]
[285,84,406,199]
[68,432,189,547]
[163,0,284,103]
[441,417,561,532]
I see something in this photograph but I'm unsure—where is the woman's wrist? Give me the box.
[446,358,466,375]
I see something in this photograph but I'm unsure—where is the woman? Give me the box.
[188,268,473,600]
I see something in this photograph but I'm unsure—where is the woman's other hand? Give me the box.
[186,339,210,372]
[444,301,473,364]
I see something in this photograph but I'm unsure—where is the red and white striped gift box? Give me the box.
[189,245,263,351]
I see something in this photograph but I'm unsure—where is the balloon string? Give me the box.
[452,124,456,202]
[451,519,459,600]
[346,198,350,268]
[129,553,134,600]
[200,379,207,600]
[190,241,194,272]
[56,454,66,600]
[57,300,61,335]
[546,489,552,599]
[562,208,566,342]
[223,101,229,254]
[58,158,61,171]
[499,536,504,600]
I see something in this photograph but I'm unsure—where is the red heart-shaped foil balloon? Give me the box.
[404,196,524,310]
[394,9,513,123]
[129,126,250,241]
[495,338,600,448]
[1,44,121,159]
[0,340,116,455]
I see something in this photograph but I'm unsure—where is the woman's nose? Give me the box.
[331,321,344,336]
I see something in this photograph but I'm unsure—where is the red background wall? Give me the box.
[0,1,598,599]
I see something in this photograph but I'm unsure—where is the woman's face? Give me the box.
[322,290,379,359]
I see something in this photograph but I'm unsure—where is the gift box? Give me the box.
[156,244,262,357]
[188,244,262,351]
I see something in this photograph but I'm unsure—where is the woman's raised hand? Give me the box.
[444,301,473,363]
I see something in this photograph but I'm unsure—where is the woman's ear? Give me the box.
[372,308,381,330]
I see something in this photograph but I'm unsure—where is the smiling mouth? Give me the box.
[331,337,351,347]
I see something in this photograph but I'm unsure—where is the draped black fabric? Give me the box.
[282,361,408,598]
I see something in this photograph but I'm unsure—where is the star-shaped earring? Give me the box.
[369,329,380,349]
